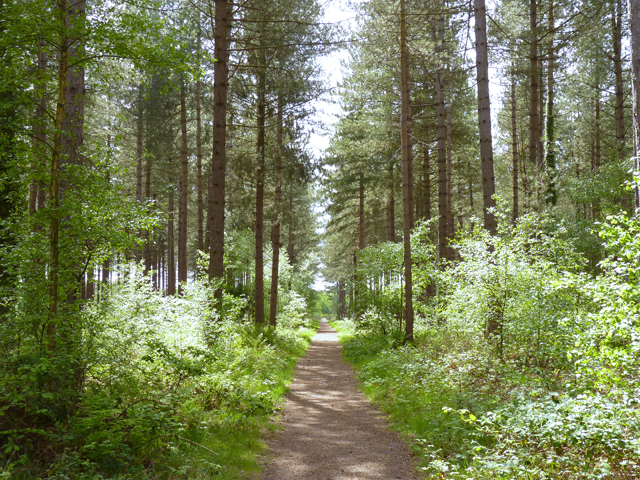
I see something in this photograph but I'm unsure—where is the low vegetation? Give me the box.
[0,265,317,479]
[334,211,640,479]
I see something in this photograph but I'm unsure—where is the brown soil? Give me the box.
[257,319,420,480]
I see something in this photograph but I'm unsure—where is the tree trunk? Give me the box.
[143,98,152,275]
[61,1,85,170]
[167,188,176,296]
[511,71,519,221]
[538,65,545,169]
[136,83,144,262]
[529,0,539,168]
[287,181,295,264]
[359,171,366,250]
[545,0,557,205]
[48,0,70,353]
[387,163,396,242]
[434,17,454,261]
[254,68,266,325]
[196,16,204,254]
[423,144,431,220]
[629,0,640,209]
[475,0,498,235]
[207,0,232,304]
[400,0,414,342]
[32,39,47,216]
[36,40,47,214]
[269,99,284,327]
[614,0,626,160]
[178,77,188,293]
[446,103,453,236]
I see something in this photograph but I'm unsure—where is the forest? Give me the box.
[2,0,640,478]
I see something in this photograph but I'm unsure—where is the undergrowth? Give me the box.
[334,212,640,479]
[0,264,317,479]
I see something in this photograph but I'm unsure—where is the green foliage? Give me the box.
[0,265,315,478]
[337,210,640,479]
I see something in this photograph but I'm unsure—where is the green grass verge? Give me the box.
[162,322,318,480]
[331,319,495,479]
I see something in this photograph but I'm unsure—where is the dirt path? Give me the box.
[258,319,420,480]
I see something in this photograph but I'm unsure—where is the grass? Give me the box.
[161,321,318,479]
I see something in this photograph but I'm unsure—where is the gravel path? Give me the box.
[258,319,420,480]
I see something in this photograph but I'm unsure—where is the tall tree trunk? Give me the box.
[167,188,176,295]
[136,83,144,261]
[511,71,519,221]
[446,103,453,236]
[178,77,188,293]
[48,0,70,353]
[475,0,498,235]
[36,40,47,214]
[400,0,414,342]
[269,98,283,327]
[538,65,545,169]
[143,98,152,275]
[32,39,47,216]
[434,19,453,261]
[196,16,204,254]
[359,171,366,250]
[629,0,640,210]
[287,181,294,264]
[423,144,431,220]
[529,0,539,168]
[545,0,557,205]
[254,67,266,325]
[387,163,396,242]
[207,0,231,304]
[593,84,602,217]
[61,0,85,170]
[614,0,626,160]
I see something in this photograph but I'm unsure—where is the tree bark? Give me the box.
[32,39,47,216]
[254,67,266,325]
[167,187,176,296]
[529,0,539,168]
[359,171,366,250]
[423,144,431,220]
[207,0,232,305]
[475,0,497,235]
[178,77,188,293]
[196,16,204,254]
[400,0,414,342]
[511,71,519,221]
[387,163,396,242]
[287,180,295,264]
[48,0,70,353]
[545,0,557,205]
[269,99,284,327]
[446,103,453,236]
[136,83,144,262]
[434,22,450,261]
[614,0,626,161]
[629,0,640,209]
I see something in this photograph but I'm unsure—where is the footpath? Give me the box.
[258,318,420,480]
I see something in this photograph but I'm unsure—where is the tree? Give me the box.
[630,0,640,210]
[474,0,498,235]
[207,0,232,304]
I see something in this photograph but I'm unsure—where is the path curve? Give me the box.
[258,319,420,480]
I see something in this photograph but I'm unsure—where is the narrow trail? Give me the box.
[258,319,420,480]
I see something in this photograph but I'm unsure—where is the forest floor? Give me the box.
[257,319,420,480]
